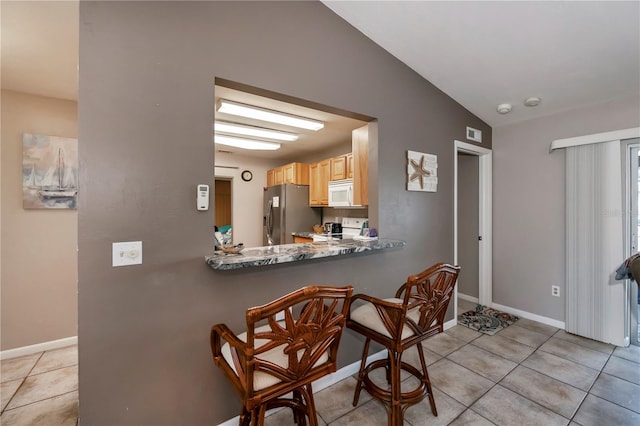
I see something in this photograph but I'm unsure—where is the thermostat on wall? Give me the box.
[197,184,209,211]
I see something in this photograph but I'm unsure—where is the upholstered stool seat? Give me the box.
[347,263,460,426]
[219,322,330,392]
[211,285,353,426]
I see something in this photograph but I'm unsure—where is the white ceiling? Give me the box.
[323,1,639,127]
[2,1,638,130]
[214,85,367,161]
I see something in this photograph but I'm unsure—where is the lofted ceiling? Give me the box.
[2,1,638,143]
[323,1,640,127]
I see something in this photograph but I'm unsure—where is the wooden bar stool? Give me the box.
[211,285,353,426]
[347,263,460,426]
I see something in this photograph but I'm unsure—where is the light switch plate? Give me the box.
[112,241,142,267]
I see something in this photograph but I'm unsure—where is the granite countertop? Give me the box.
[205,238,406,270]
[291,231,316,238]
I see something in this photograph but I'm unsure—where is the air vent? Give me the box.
[466,126,482,143]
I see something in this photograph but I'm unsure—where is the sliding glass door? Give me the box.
[625,140,639,345]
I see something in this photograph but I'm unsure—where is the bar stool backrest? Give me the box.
[395,262,461,340]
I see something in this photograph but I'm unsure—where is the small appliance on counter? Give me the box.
[324,222,343,236]
[313,222,343,242]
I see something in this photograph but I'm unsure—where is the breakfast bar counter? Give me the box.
[205,238,405,271]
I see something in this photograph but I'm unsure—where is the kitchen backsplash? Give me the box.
[321,207,368,223]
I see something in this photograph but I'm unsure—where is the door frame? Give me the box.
[624,141,640,346]
[454,140,493,316]
[213,175,234,243]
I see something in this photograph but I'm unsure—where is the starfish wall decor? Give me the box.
[407,150,438,192]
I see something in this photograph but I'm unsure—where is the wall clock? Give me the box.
[241,170,253,182]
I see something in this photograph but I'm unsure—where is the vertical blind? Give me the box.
[565,140,627,346]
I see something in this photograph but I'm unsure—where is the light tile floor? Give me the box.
[1,299,639,425]
[1,345,78,426]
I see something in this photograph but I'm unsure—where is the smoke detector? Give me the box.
[524,97,541,107]
[497,103,512,114]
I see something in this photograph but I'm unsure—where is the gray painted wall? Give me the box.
[457,154,479,298]
[493,95,640,321]
[78,2,490,424]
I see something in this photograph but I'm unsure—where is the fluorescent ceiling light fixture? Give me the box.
[214,121,298,141]
[214,134,280,151]
[217,99,324,131]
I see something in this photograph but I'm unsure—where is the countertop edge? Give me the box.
[205,239,405,270]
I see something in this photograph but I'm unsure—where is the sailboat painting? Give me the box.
[23,133,78,209]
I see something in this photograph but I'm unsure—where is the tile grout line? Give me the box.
[472,328,576,423]
[515,327,593,424]
[568,348,615,424]
[2,348,79,416]
[1,389,79,415]
[1,351,45,415]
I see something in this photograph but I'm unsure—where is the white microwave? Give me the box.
[328,179,357,207]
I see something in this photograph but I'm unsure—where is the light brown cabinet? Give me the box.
[330,155,348,181]
[309,159,330,206]
[282,162,309,184]
[274,167,284,185]
[266,162,309,187]
[266,125,368,207]
[293,235,313,243]
[352,125,369,206]
[266,169,275,187]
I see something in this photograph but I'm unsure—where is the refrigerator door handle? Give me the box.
[266,199,274,246]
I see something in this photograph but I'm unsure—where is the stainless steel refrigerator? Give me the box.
[263,184,321,245]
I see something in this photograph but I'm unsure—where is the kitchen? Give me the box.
[213,79,372,249]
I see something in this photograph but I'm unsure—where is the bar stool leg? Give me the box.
[353,338,371,406]
[291,390,306,425]
[304,384,318,426]
[251,406,263,426]
[240,407,251,426]
[417,343,437,416]
[389,350,403,426]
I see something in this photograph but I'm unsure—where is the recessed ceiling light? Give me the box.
[214,135,281,151]
[214,121,298,141]
[217,99,324,131]
[524,97,541,107]
[497,103,512,114]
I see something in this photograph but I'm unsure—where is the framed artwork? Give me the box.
[23,133,78,209]
[407,150,437,192]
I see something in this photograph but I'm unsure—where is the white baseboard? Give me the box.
[217,348,387,426]
[458,293,479,304]
[444,318,457,331]
[490,302,565,329]
[0,336,77,360]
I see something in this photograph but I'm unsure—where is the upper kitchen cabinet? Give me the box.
[274,167,284,185]
[330,155,348,181]
[352,125,369,206]
[266,162,309,186]
[283,162,309,185]
[309,159,330,206]
[267,169,275,187]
